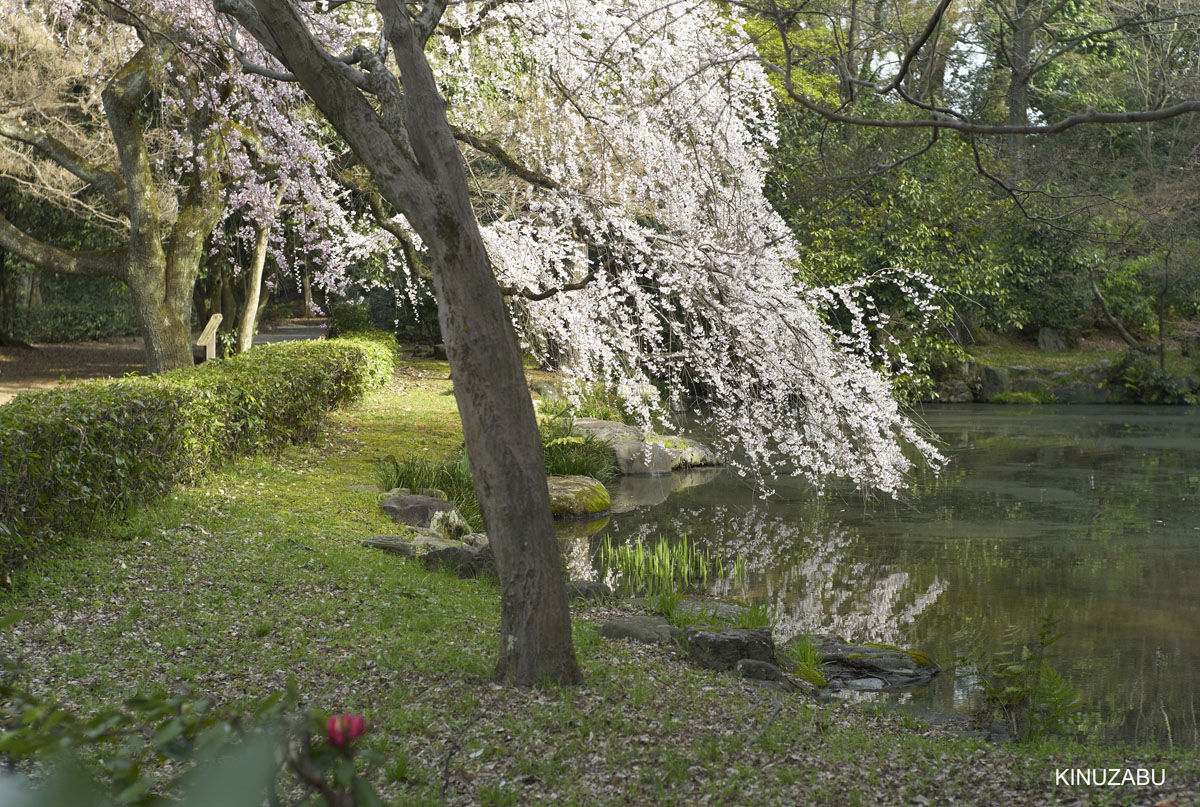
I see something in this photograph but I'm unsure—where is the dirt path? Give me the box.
[0,318,328,405]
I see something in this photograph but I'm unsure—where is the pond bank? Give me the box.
[1,361,1197,805]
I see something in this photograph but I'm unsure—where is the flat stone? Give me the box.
[613,440,674,475]
[1051,382,1108,404]
[380,494,457,528]
[421,544,495,578]
[847,677,886,690]
[547,475,611,519]
[686,626,775,671]
[361,535,418,557]
[806,634,940,690]
[599,615,682,646]
[573,417,643,443]
[565,580,612,603]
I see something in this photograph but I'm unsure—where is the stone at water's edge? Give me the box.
[803,634,940,691]
[599,615,683,645]
[572,417,645,443]
[613,440,674,475]
[422,544,495,579]
[686,626,775,671]
[646,434,721,469]
[565,580,612,603]
[547,475,611,519]
[380,494,458,527]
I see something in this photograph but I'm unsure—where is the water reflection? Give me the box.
[589,405,1200,749]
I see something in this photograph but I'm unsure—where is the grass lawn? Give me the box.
[2,360,1197,806]
[968,334,1195,376]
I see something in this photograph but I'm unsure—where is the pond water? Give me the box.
[580,405,1200,749]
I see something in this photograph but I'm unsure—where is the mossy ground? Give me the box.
[1,359,1198,805]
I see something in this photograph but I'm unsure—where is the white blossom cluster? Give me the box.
[434,0,942,491]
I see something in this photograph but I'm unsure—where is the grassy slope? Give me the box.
[2,360,1198,806]
[968,335,1194,376]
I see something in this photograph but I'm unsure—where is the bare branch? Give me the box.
[451,125,559,189]
[0,116,128,210]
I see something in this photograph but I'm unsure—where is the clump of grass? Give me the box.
[733,601,771,629]
[376,454,483,532]
[539,413,619,483]
[782,634,828,688]
[598,535,725,597]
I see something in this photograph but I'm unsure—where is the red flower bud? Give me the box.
[326,713,367,748]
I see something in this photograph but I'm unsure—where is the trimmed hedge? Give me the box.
[0,337,395,575]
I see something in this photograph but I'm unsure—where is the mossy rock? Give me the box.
[547,475,611,519]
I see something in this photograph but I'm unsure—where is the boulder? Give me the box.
[380,494,458,528]
[565,580,612,603]
[1012,378,1048,394]
[599,615,683,646]
[646,434,721,468]
[613,440,674,475]
[1037,327,1067,352]
[361,532,467,558]
[421,544,495,578]
[735,659,797,691]
[428,508,470,540]
[932,379,973,403]
[685,626,775,671]
[461,532,490,548]
[547,475,611,519]
[806,635,940,690]
[672,598,749,625]
[976,365,1011,402]
[529,380,563,401]
[1051,382,1108,404]
[573,417,643,443]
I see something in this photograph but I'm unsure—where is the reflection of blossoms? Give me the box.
[599,498,947,646]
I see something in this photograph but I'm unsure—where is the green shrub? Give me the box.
[324,301,372,339]
[0,337,394,574]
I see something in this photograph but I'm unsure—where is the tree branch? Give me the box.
[0,116,128,211]
[0,212,128,279]
[451,126,560,189]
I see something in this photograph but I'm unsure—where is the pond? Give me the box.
[581,405,1200,749]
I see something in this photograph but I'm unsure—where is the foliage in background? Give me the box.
[0,337,394,575]
[0,614,384,806]
[325,302,373,340]
[1107,348,1198,405]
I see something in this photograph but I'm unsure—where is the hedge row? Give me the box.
[0,336,395,575]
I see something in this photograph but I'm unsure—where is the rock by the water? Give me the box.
[807,635,940,690]
[1051,382,1108,404]
[646,434,721,469]
[686,626,775,671]
[933,379,973,403]
[547,475,611,519]
[976,366,1011,402]
[363,532,472,558]
[599,615,682,646]
[573,417,644,443]
[613,440,674,475]
[421,544,495,578]
[565,580,612,603]
[380,494,458,528]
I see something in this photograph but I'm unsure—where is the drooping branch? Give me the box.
[451,126,560,190]
[1090,267,1140,347]
[0,212,128,279]
[0,117,129,211]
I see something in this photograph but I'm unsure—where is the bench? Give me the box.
[193,313,223,364]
